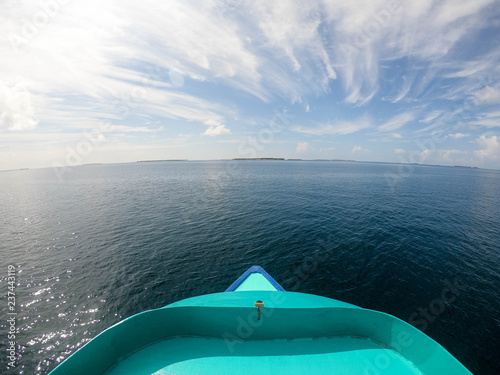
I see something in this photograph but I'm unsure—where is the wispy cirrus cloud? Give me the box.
[328,0,497,105]
[2,0,498,125]
[470,119,500,128]
[1,0,500,170]
[420,111,443,124]
[378,112,414,132]
[294,116,372,136]
[106,125,159,133]
[470,110,500,128]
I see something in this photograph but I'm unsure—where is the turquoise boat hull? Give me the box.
[48,266,472,374]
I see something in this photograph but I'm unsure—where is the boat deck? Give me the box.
[49,267,472,375]
[106,336,422,375]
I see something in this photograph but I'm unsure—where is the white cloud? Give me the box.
[1,0,499,170]
[352,145,363,154]
[248,1,336,101]
[378,112,414,132]
[203,124,231,136]
[294,116,371,135]
[320,146,336,152]
[0,0,250,136]
[326,0,496,105]
[296,142,309,153]
[1,0,497,120]
[475,135,500,160]
[442,149,466,162]
[470,118,500,128]
[0,82,39,131]
[394,148,405,154]
[444,60,493,79]
[420,111,443,123]
[107,125,158,133]
[204,119,223,127]
[421,149,432,161]
[474,86,500,105]
[448,133,469,139]
[471,110,500,129]
[255,2,334,74]
[484,111,500,118]
[433,0,493,26]
[388,75,412,103]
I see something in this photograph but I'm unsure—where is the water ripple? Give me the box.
[0,162,498,374]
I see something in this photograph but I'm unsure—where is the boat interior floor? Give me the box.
[105,335,423,375]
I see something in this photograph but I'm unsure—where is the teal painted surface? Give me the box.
[49,291,473,375]
[233,272,279,291]
[168,291,360,309]
[105,337,422,375]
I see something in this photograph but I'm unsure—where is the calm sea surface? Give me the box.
[0,161,499,374]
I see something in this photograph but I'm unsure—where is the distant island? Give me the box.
[231,158,357,162]
[454,165,479,169]
[323,159,356,162]
[0,168,29,173]
[137,159,188,162]
[232,158,285,160]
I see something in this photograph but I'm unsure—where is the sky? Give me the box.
[1,0,500,171]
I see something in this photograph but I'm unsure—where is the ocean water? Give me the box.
[0,161,499,375]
